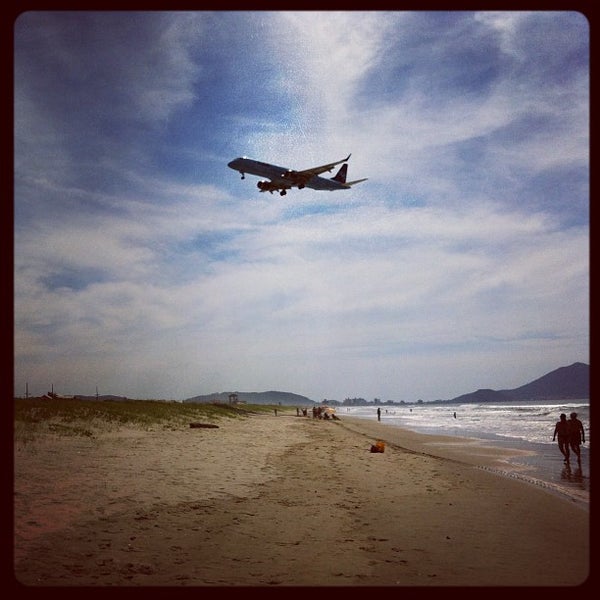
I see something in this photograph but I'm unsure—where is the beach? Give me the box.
[13,410,590,588]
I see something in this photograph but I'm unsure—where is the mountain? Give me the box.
[447,362,589,404]
[184,390,316,406]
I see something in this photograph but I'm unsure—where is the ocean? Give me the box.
[341,400,590,505]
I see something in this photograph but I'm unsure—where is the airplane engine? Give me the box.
[257,181,270,191]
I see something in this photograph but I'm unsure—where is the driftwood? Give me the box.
[189,422,219,429]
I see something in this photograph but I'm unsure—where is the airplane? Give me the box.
[227,153,368,196]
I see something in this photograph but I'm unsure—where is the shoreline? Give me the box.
[339,416,590,507]
[13,412,590,587]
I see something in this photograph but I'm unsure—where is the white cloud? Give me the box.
[15,185,588,399]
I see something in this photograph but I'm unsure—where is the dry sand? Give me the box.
[13,412,590,588]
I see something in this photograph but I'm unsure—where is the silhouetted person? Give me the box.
[377,407,381,421]
[553,413,570,463]
[568,412,585,466]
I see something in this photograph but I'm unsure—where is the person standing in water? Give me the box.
[553,413,571,463]
[568,412,585,466]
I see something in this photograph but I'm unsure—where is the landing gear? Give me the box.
[280,190,287,196]
[240,172,245,180]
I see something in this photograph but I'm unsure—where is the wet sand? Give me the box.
[340,416,591,505]
[13,412,590,588]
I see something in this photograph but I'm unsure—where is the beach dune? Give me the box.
[13,411,589,587]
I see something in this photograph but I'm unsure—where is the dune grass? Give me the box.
[13,397,288,444]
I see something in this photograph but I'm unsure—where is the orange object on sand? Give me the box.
[370,440,385,453]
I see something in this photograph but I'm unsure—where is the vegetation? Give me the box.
[14,397,289,444]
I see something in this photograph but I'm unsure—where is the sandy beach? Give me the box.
[13,410,590,589]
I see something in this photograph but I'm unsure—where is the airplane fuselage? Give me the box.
[228,157,352,192]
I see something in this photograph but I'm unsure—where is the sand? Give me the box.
[13,412,590,588]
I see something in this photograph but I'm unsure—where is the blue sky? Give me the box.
[13,11,589,402]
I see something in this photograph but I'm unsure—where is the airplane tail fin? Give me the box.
[332,159,367,188]
[331,163,348,183]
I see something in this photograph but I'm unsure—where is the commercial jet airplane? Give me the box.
[227,154,368,196]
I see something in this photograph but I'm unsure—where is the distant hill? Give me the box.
[184,390,316,406]
[55,363,587,407]
[447,362,589,404]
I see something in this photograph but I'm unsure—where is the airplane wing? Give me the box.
[345,177,369,186]
[297,154,351,177]
[281,154,352,187]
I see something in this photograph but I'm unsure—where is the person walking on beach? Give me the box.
[553,413,571,463]
[377,407,381,421]
[567,412,585,466]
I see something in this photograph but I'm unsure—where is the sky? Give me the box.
[13,10,589,402]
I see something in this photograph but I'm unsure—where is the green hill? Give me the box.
[184,390,316,406]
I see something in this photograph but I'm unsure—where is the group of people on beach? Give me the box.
[553,412,586,466]
[295,406,340,420]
